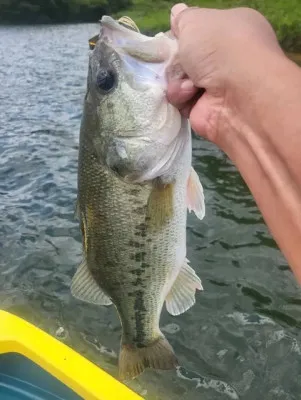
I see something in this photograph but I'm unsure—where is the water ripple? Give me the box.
[0,24,300,400]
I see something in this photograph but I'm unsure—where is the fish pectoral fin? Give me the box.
[71,259,112,306]
[165,259,203,316]
[187,166,205,220]
[147,183,174,230]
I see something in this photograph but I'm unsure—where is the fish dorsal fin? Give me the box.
[71,259,112,306]
[187,167,205,220]
[165,259,203,316]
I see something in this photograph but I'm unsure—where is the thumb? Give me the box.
[170,3,188,36]
[189,92,221,143]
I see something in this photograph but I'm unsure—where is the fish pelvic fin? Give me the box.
[165,259,203,316]
[71,259,112,306]
[187,166,205,220]
[119,336,178,380]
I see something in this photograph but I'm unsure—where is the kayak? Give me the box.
[0,310,142,400]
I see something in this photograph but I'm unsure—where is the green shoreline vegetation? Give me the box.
[1,0,301,52]
[121,0,301,53]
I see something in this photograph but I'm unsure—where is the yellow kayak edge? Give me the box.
[0,310,143,400]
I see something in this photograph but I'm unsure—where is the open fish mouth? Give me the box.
[91,15,176,64]
[89,16,142,51]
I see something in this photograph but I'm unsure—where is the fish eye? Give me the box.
[96,69,116,93]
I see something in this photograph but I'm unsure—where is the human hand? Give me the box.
[166,3,284,145]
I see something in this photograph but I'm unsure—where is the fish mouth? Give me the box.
[99,15,175,64]
[96,16,175,90]
[89,16,147,54]
[99,16,148,49]
[101,16,141,34]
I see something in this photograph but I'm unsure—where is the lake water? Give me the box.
[0,23,301,400]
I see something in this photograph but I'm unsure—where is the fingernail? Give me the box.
[181,79,194,90]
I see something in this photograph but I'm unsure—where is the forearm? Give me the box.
[219,54,301,281]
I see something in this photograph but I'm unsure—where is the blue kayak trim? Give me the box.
[0,353,82,400]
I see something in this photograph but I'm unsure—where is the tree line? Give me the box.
[0,0,132,24]
[1,0,301,52]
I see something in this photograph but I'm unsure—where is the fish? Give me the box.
[71,15,205,380]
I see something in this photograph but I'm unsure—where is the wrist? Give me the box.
[216,50,301,153]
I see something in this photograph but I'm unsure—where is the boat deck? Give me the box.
[0,311,142,400]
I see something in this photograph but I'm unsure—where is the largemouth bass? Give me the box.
[72,15,205,380]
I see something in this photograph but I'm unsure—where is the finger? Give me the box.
[166,79,198,109]
[179,90,204,119]
[189,92,220,142]
[171,4,201,38]
[179,103,193,119]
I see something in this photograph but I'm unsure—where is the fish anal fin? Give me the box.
[165,259,203,316]
[119,336,178,380]
[71,259,112,306]
[187,167,205,220]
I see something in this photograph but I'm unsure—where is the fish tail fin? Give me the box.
[119,336,178,380]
